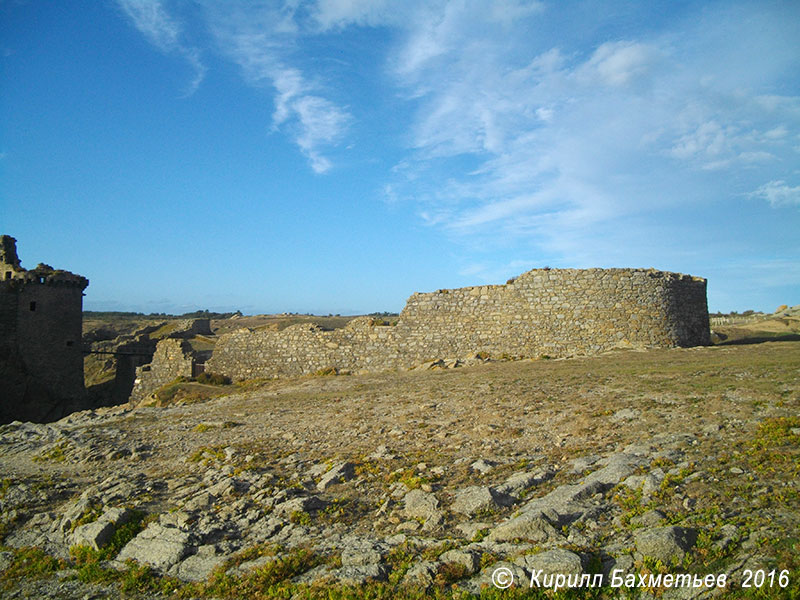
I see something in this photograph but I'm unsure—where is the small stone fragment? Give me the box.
[470,459,496,474]
[317,462,356,491]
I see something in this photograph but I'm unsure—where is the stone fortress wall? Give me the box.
[206,268,710,381]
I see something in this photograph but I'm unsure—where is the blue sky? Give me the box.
[2,0,799,315]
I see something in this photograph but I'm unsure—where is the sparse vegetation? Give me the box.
[387,468,433,491]
[149,377,228,406]
[313,366,340,376]
[188,445,227,464]
[289,510,312,526]
[194,372,231,386]
[33,440,71,463]
[370,317,399,326]
[433,561,470,586]
[0,547,65,585]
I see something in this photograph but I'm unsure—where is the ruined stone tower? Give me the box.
[0,235,90,423]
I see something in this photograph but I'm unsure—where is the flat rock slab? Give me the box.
[515,548,583,577]
[451,486,512,516]
[487,512,562,543]
[495,470,552,499]
[439,548,480,574]
[402,560,438,586]
[470,459,496,474]
[611,408,640,422]
[402,489,440,521]
[630,509,667,528]
[514,453,646,523]
[71,520,117,551]
[634,526,698,564]
[341,544,384,567]
[274,495,327,518]
[232,555,277,575]
[583,454,646,487]
[570,455,600,475]
[464,561,530,594]
[175,553,227,582]
[71,507,133,550]
[117,523,191,572]
[329,563,387,585]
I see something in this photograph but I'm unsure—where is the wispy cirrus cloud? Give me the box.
[202,2,352,174]
[116,0,206,95]
[117,0,351,173]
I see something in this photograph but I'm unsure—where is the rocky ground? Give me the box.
[1,341,799,599]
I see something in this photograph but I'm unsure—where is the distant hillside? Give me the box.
[710,304,800,345]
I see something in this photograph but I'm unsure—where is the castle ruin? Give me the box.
[1,235,90,423]
[204,267,710,381]
[0,234,711,412]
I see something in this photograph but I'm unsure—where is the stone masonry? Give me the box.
[124,319,213,403]
[206,268,710,381]
[129,339,196,404]
[1,235,90,423]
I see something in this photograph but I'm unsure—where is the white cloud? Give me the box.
[235,62,349,174]
[751,180,800,207]
[487,0,544,25]
[271,67,307,125]
[312,0,543,32]
[266,65,350,172]
[292,94,351,173]
[577,41,658,87]
[670,121,731,160]
[764,126,789,140]
[312,0,400,30]
[737,151,774,164]
[116,0,205,95]
[117,0,181,48]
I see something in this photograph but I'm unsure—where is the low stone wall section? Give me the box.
[130,339,194,404]
[206,268,710,381]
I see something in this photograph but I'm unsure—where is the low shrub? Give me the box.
[195,372,231,386]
